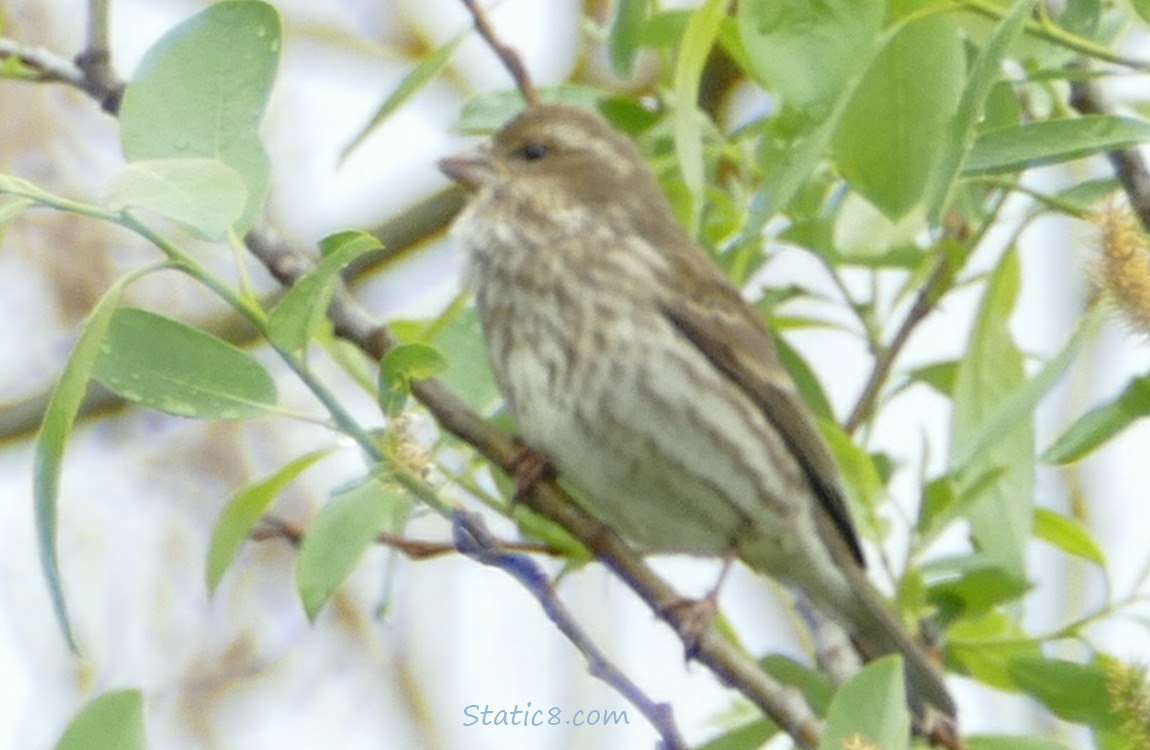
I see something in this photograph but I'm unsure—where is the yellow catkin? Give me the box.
[1095,205,1150,334]
[1105,660,1150,750]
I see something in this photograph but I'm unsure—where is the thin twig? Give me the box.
[459,0,539,105]
[73,0,123,113]
[252,514,560,559]
[843,253,951,435]
[453,510,689,750]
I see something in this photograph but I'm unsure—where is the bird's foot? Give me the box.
[509,442,555,502]
[661,556,735,658]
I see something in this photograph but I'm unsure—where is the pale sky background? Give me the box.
[1,1,1149,749]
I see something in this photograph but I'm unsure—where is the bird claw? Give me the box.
[510,442,555,501]
[661,594,719,659]
[662,556,734,658]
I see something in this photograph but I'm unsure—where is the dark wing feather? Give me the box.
[661,280,866,567]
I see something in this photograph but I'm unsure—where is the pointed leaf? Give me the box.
[1032,507,1106,566]
[206,449,331,594]
[266,230,382,351]
[820,656,910,750]
[950,251,1032,579]
[926,0,1033,221]
[296,479,411,619]
[965,116,1150,176]
[342,34,464,160]
[1042,375,1150,464]
[54,689,145,750]
[35,277,133,652]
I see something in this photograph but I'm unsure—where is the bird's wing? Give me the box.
[660,278,866,566]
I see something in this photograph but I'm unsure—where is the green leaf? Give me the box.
[762,654,836,715]
[53,689,146,750]
[609,0,648,77]
[833,14,965,219]
[1043,375,1150,464]
[1009,657,1122,730]
[907,360,959,397]
[964,116,1150,175]
[92,307,277,419]
[379,342,449,417]
[342,34,464,160]
[1033,507,1106,566]
[950,250,1032,579]
[35,276,134,652]
[926,0,1034,222]
[206,449,331,594]
[296,479,410,619]
[820,421,884,539]
[119,0,280,234]
[773,332,833,422]
[103,157,247,240]
[946,611,1042,690]
[429,307,501,412]
[266,230,382,351]
[672,0,731,227]
[738,0,883,117]
[695,719,777,750]
[927,559,1032,621]
[820,656,910,750]
[967,736,1078,750]
[954,301,1103,471]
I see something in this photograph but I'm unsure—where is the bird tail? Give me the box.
[837,577,957,723]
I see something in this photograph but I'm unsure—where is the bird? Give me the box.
[438,102,956,725]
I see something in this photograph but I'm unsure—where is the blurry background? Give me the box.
[1,1,1149,748]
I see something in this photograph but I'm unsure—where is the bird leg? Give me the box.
[509,441,556,501]
[661,554,735,657]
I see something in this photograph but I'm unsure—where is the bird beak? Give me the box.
[438,146,498,191]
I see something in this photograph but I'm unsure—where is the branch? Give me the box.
[1068,72,1150,232]
[458,0,539,105]
[843,252,952,435]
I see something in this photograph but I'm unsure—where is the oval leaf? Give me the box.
[833,15,965,219]
[820,656,910,750]
[54,689,146,750]
[296,480,409,620]
[104,157,247,240]
[119,0,281,233]
[738,0,883,117]
[92,307,277,419]
[1009,657,1121,730]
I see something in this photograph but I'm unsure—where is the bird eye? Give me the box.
[521,143,549,161]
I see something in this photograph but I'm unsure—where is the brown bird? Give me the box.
[439,103,956,724]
